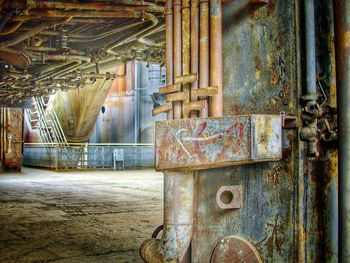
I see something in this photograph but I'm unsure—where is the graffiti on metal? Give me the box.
[155,115,282,171]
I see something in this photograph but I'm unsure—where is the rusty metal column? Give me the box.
[190,0,199,118]
[333,0,350,261]
[166,0,174,120]
[173,0,182,119]
[182,0,191,118]
[209,0,223,117]
[199,0,209,117]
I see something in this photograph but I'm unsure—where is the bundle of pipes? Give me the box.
[141,0,223,262]
[0,0,165,105]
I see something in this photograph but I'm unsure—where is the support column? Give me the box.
[333,0,350,261]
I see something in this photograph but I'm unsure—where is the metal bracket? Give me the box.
[280,112,299,129]
[216,185,243,210]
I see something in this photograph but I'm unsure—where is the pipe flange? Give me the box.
[211,236,263,263]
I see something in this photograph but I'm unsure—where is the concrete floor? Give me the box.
[0,167,163,263]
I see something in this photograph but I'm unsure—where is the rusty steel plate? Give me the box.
[154,115,282,171]
[211,236,263,263]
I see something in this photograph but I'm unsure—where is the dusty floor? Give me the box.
[0,167,163,263]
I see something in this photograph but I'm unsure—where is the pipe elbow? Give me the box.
[141,172,193,263]
[142,12,158,26]
[140,223,192,263]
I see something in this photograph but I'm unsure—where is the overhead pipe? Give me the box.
[30,1,164,13]
[199,0,209,117]
[105,13,158,54]
[24,46,86,56]
[0,11,14,32]
[209,0,223,117]
[135,23,165,44]
[333,0,350,261]
[40,54,91,63]
[32,53,91,82]
[0,21,23,36]
[28,21,144,42]
[13,10,155,21]
[0,17,71,49]
[69,21,144,43]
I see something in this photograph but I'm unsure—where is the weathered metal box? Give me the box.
[155,115,282,171]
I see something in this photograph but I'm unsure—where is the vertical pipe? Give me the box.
[134,61,141,144]
[163,172,193,260]
[191,0,199,118]
[295,1,306,261]
[304,0,317,99]
[4,108,7,157]
[182,0,191,118]
[199,0,209,117]
[301,0,318,156]
[140,2,194,261]
[173,0,182,119]
[0,108,3,165]
[333,0,350,261]
[165,0,174,120]
[209,0,223,117]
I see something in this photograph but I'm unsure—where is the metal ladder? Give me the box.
[26,97,68,147]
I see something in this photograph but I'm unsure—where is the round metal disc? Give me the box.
[211,236,263,263]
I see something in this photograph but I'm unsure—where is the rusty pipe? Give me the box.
[70,21,144,43]
[181,0,191,118]
[0,21,23,36]
[333,0,350,261]
[13,10,153,20]
[209,0,223,117]
[165,0,174,119]
[24,46,86,56]
[23,21,144,42]
[0,17,71,49]
[300,0,318,156]
[105,13,158,54]
[40,54,91,63]
[173,0,182,119]
[30,1,164,13]
[190,0,199,118]
[199,0,209,117]
[140,172,193,262]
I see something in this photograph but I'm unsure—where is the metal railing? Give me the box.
[23,143,154,171]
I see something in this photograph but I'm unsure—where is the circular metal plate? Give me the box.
[211,236,263,263]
